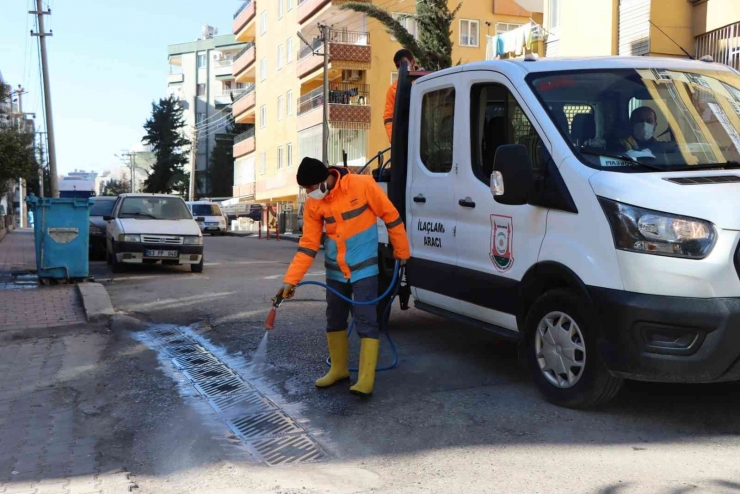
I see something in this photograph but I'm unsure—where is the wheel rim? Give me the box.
[535,311,586,389]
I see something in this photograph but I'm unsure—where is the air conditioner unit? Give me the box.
[213,52,223,61]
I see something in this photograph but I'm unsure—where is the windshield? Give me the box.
[527,68,740,172]
[90,200,115,216]
[119,197,192,220]
[191,204,223,216]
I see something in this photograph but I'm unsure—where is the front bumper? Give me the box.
[591,287,740,383]
[114,241,203,265]
[199,223,226,233]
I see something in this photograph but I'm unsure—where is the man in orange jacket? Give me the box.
[384,49,416,143]
[277,157,410,396]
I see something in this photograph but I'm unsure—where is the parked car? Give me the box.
[89,196,117,259]
[105,194,204,273]
[187,201,227,235]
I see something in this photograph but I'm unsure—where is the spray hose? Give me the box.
[266,260,404,372]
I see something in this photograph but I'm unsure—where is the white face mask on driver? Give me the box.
[633,122,655,141]
[307,182,328,200]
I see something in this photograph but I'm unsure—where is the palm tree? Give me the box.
[340,0,462,71]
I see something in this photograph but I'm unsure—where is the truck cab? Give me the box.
[381,57,740,408]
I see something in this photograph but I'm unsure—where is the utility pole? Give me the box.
[189,125,199,201]
[320,23,330,166]
[31,0,59,198]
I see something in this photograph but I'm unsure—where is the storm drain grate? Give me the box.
[164,343,207,357]
[249,434,328,466]
[193,376,254,397]
[183,364,235,383]
[162,338,191,346]
[209,392,276,416]
[151,328,181,339]
[228,410,303,440]
[172,353,222,370]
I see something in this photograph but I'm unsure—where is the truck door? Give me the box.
[405,79,460,314]
[453,75,550,332]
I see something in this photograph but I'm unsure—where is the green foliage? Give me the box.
[0,84,40,197]
[142,95,190,195]
[208,117,251,198]
[341,0,462,71]
[102,178,131,196]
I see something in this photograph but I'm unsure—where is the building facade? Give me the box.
[167,29,250,196]
[230,0,540,213]
[542,0,740,66]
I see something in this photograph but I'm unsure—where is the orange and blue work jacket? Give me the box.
[284,167,411,286]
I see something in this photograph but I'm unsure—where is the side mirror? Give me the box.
[103,215,112,221]
[196,216,205,222]
[491,144,534,206]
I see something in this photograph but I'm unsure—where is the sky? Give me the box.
[0,0,239,176]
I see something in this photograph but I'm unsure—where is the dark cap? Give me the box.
[296,157,329,187]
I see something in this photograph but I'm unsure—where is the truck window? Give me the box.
[420,87,455,173]
[471,84,551,184]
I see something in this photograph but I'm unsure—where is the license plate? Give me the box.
[145,250,178,258]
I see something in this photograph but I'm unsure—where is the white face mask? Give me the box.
[633,122,655,141]
[307,182,328,200]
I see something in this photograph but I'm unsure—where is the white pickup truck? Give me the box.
[377,56,740,408]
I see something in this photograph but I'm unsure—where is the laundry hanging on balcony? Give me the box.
[486,22,540,60]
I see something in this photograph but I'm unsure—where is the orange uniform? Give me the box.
[384,81,398,143]
[284,168,410,286]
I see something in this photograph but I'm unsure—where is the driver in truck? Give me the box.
[276,157,411,396]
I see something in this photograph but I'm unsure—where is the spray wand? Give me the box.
[264,292,284,330]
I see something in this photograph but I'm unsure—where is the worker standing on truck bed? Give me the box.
[276,157,410,396]
[384,49,417,143]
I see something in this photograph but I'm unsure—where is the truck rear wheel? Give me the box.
[524,290,623,409]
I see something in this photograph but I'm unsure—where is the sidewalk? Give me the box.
[227,230,302,243]
[0,230,86,331]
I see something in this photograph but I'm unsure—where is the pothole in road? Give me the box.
[138,325,329,467]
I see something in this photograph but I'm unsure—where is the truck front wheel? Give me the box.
[524,290,623,409]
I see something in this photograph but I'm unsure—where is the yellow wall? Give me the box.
[693,0,740,36]
[649,0,693,57]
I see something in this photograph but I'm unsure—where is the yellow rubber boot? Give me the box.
[315,330,350,388]
[349,338,380,396]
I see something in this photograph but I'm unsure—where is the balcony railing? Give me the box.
[328,30,370,45]
[231,83,256,102]
[298,83,369,115]
[235,42,255,61]
[234,0,254,19]
[299,37,324,61]
[696,21,740,71]
[215,59,234,67]
[234,127,256,144]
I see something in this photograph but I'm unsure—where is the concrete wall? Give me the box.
[649,0,693,57]
[693,0,740,36]
[543,0,618,56]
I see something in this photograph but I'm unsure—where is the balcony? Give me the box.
[297,0,370,25]
[214,59,234,78]
[233,42,256,83]
[233,128,256,158]
[233,85,257,124]
[233,0,257,41]
[696,21,740,71]
[167,73,184,85]
[297,30,371,80]
[297,83,371,131]
[233,182,256,199]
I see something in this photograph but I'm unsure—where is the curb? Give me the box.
[77,282,116,322]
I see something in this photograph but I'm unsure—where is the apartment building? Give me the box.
[167,28,250,196]
[229,0,540,212]
[542,0,740,66]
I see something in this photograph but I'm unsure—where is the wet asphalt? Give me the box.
[93,236,740,493]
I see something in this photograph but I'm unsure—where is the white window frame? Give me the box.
[549,0,561,33]
[287,37,294,63]
[287,0,293,11]
[278,95,284,121]
[197,53,207,68]
[277,44,284,70]
[459,19,480,47]
[278,0,284,19]
[196,112,206,125]
[286,90,293,115]
[391,13,418,41]
[260,11,267,35]
[260,58,267,81]
[260,105,267,128]
[260,151,266,174]
[287,143,293,167]
[277,146,284,170]
[495,22,523,35]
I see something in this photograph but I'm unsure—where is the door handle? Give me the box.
[458,198,476,208]
[413,195,426,203]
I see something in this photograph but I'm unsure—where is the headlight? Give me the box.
[183,236,203,245]
[119,234,141,243]
[599,198,716,259]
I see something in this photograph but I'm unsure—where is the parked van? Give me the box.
[105,194,204,273]
[187,201,227,235]
[378,57,740,408]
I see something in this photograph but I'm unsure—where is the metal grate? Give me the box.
[210,392,276,416]
[664,175,740,185]
[193,376,254,397]
[183,364,235,382]
[249,435,328,466]
[164,343,207,357]
[172,353,222,370]
[141,235,184,245]
[228,410,303,440]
